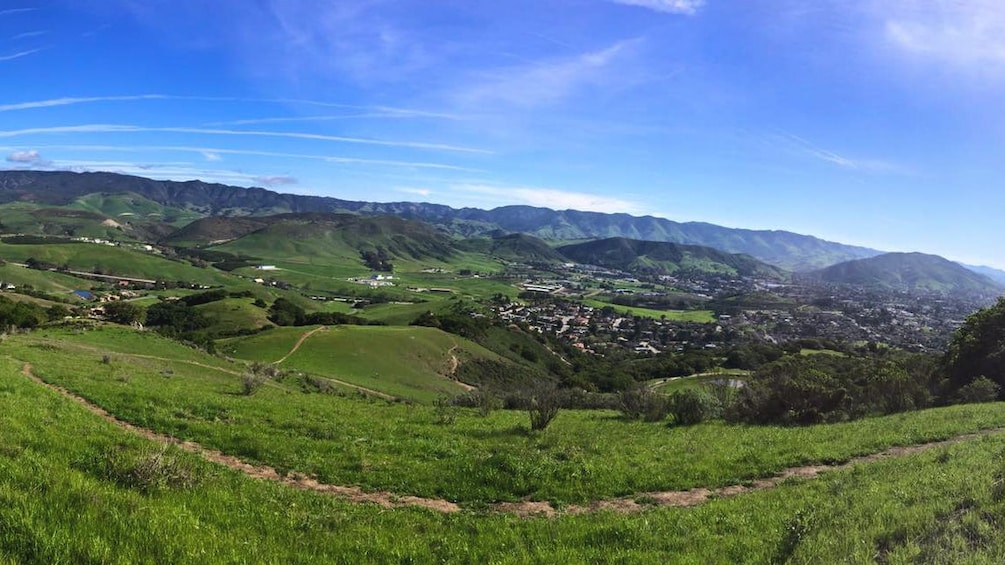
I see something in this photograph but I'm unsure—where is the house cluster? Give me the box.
[494,300,728,356]
[347,274,395,288]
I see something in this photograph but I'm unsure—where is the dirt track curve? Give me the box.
[18,362,1005,517]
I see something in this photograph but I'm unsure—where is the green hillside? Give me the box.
[458,233,566,263]
[558,237,786,278]
[804,252,1003,295]
[0,241,242,286]
[219,325,501,401]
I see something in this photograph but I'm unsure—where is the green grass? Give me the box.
[0,242,240,286]
[7,331,1005,561]
[650,370,750,392]
[800,348,847,357]
[0,262,98,295]
[11,325,1005,511]
[219,324,493,401]
[583,299,716,322]
[194,297,272,334]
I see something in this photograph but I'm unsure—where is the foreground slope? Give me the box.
[7,326,1005,561]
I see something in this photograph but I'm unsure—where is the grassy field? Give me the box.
[0,242,240,286]
[583,299,716,323]
[6,328,1005,561]
[219,325,493,401]
[10,325,1005,511]
[650,370,750,392]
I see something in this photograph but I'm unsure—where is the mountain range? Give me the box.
[0,170,879,271]
[0,170,1002,292]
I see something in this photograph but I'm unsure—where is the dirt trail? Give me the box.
[443,344,475,392]
[18,362,1005,517]
[275,326,328,365]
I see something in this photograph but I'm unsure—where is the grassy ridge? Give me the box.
[0,242,239,286]
[219,325,496,401]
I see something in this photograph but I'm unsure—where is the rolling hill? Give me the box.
[168,213,456,268]
[0,170,881,270]
[801,252,1003,296]
[557,237,786,278]
[457,233,566,264]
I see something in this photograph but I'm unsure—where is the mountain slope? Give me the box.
[457,233,566,263]
[557,237,786,278]
[2,170,881,270]
[180,213,456,267]
[802,252,1003,295]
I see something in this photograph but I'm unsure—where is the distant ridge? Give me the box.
[800,252,1003,296]
[557,237,785,278]
[1,169,882,270]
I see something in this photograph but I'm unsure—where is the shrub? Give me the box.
[433,395,458,425]
[618,387,670,422]
[667,388,721,426]
[527,385,562,431]
[956,376,1001,404]
[94,445,202,494]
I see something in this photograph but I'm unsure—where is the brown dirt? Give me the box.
[275,325,328,364]
[18,362,1005,517]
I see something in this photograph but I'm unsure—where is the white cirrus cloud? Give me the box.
[201,151,222,161]
[0,48,45,62]
[397,187,432,197]
[253,175,298,186]
[610,0,705,16]
[453,184,643,213]
[455,39,644,108]
[878,0,1005,69]
[0,124,492,154]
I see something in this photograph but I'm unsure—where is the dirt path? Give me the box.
[443,344,476,392]
[18,362,1005,517]
[275,326,328,365]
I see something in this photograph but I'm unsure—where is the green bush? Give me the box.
[956,376,1000,404]
[667,388,721,426]
[618,387,670,422]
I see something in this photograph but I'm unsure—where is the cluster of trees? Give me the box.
[266,298,379,327]
[360,248,393,272]
[0,296,68,329]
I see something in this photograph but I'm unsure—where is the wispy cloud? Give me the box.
[0,47,45,62]
[0,124,492,154]
[205,111,453,127]
[1,144,482,172]
[0,8,35,17]
[0,95,168,112]
[5,149,49,165]
[453,183,643,213]
[11,30,46,40]
[877,1,1005,70]
[610,0,705,16]
[456,39,644,107]
[253,175,298,186]
[0,93,464,121]
[779,133,907,174]
[397,187,432,197]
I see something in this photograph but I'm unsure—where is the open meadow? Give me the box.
[4,325,1005,562]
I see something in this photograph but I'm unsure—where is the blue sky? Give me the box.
[2,1,1004,267]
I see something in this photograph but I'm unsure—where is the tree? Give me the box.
[103,301,146,325]
[943,297,1005,399]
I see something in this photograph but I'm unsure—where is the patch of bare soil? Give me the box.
[275,325,328,365]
